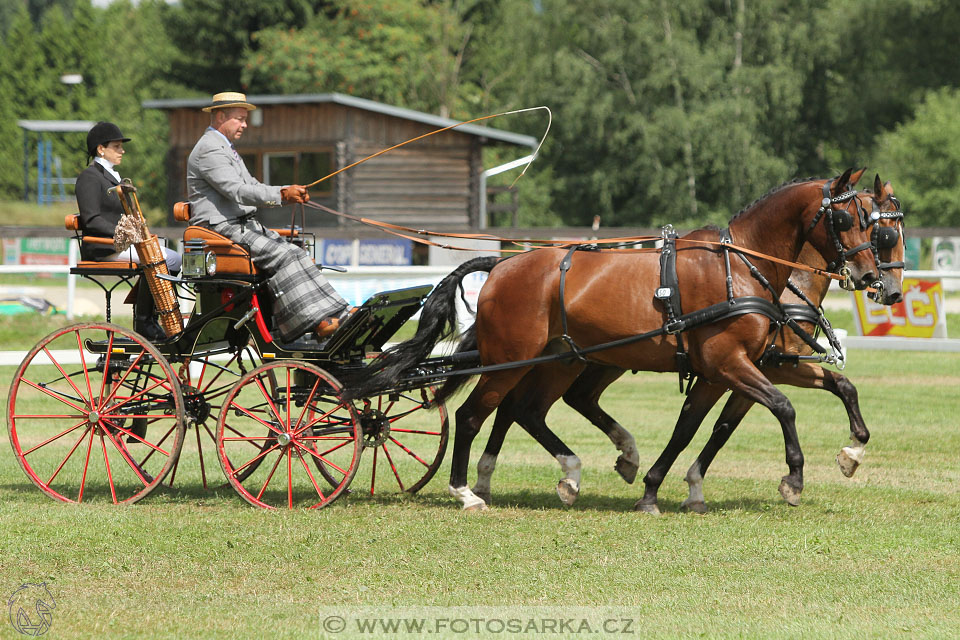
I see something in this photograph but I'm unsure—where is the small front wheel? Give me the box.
[216,361,361,509]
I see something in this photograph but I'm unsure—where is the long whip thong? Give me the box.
[304,106,552,189]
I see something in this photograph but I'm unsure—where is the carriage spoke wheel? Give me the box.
[217,361,360,509]
[315,387,448,496]
[165,346,273,489]
[7,322,186,504]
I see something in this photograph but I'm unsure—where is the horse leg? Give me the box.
[681,393,754,514]
[472,362,585,504]
[635,380,728,515]
[718,360,806,506]
[449,369,530,510]
[562,365,638,483]
[472,399,514,505]
[832,372,869,477]
[508,409,582,506]
[765,364,870,477]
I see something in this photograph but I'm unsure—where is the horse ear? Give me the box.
[874,174,884,197]
[834,168,854,196]
[848,167,866,188]
[883,180,895,198]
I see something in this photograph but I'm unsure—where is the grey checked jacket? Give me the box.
[186,128,283,227]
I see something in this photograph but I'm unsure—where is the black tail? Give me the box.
[349,256,500,398]
[434,323,478,405]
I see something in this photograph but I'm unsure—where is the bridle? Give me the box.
[807,179,905,293]
[865,193,905,301]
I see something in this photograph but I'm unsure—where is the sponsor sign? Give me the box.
[2,238,70,270]
[852,278,946,338]
[319,239,412,267]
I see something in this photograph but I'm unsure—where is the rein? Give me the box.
[301,200,849,283]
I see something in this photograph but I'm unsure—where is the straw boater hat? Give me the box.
[202,92,256,112]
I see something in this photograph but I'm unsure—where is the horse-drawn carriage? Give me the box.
[6,168,905,512]
[6,184,455,509]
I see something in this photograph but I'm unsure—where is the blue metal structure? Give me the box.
[17,119,95,204]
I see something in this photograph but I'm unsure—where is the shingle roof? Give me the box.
[143,93,537,148]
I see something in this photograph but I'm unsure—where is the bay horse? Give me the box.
[360,169,888,510]
[464,174,905,512]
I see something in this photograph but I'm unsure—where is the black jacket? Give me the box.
[75,162,123,260]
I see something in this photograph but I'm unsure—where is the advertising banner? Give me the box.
[319,239,412,267]
[852,278,947,338]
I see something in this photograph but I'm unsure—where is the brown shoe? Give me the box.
[315,316,341,339]
[314,307,359,339]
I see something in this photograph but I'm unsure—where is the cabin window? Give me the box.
[264,153,295,186]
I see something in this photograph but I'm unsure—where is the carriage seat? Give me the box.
[175,202,301,276]
[65,214,139,273]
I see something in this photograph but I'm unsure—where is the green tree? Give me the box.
[164,0,322,93]
[90,0,186,210]
[242,0,474,117]
[871,87,960,227]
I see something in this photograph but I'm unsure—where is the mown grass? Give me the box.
[1,349,958,638]
[0,199,166,228]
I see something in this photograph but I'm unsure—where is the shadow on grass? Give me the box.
[0,480,792,514]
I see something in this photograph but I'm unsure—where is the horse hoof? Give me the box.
[634,501,661,516]
[836,447,863,478]
[556,478,579,506]
[778,478,802,506]
[680,499,707,514]
[449,485,487,511]
[615,456,639,484]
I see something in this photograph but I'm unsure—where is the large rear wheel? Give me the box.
[216,361,361,509]
[166,345,272,489]
[7,322,186,504]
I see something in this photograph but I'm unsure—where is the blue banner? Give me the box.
[319,239,412,266]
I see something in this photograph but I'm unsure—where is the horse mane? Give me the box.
[727,176,819,223]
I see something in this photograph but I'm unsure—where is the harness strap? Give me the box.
[410,296,786,383]
[656,227,693,390]
[558,245,587,361]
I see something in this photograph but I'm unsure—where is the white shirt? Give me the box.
[94,156,121,183]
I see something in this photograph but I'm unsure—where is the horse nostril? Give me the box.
[888,291,903,304]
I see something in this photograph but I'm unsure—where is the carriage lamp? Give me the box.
[205,251,218,276]
[182,239,207,277]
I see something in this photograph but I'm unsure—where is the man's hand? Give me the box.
[281,185,310,204]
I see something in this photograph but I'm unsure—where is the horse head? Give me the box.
[804,167,893,293]
[863,174,905,305]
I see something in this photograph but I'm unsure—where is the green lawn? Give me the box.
[1,350,958,638]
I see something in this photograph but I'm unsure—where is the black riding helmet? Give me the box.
[86,121,130,159]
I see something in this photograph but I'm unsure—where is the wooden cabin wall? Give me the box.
[161,103,487,227]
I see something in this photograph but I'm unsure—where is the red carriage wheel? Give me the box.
[165,345,273,488]
[216,361,361,509]
[339,387,448,496]
[7,322,186,504]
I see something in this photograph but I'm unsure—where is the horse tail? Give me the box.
[434,323,478,405]
[350,256,500,398]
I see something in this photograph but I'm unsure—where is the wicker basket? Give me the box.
[134,235,183,337]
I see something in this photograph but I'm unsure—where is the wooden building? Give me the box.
[143,93,537,229]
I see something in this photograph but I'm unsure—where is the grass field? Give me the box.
[1,346,958,639]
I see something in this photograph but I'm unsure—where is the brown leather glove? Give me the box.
[280,185,310,204]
